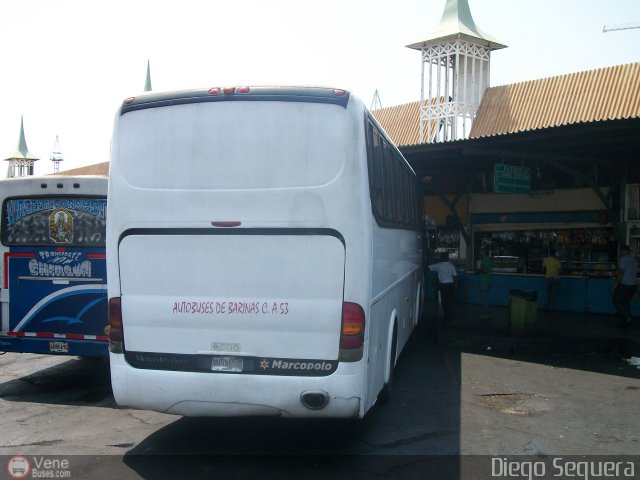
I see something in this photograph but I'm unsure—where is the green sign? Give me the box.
[494,164,530,195]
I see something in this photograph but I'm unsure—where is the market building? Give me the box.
[370,0,640,315]
[374,22,640,315]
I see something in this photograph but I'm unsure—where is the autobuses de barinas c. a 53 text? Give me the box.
[107,86,423,418]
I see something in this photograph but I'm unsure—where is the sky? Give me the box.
[0,0,638,176]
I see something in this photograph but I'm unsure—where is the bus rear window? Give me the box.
[2,197,106,247]
[117,101,347,190]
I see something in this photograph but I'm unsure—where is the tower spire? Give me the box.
[50,135,64,174]
[4,115,39,177]
[408,0,505,50]
[144,60,152,92]
[371,89,383,110]
[407,0,507,143]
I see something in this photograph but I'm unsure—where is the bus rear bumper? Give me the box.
[0,335,108,357]
[110,353,363,418]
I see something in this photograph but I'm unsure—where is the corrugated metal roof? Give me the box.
[470,62,640,138]
[373,98,445,147]
[373,63,640,146]
[55,161,109,176]
[372,101,421,147]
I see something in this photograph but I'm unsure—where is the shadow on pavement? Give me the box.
[0,356,115,408]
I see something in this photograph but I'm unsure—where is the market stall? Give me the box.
[469,227,619,314]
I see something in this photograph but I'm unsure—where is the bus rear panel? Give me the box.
[0,177,108,357]
[108,87,421,417]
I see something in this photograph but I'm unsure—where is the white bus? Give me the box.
[107,86,423,418]
[0,176,108,357]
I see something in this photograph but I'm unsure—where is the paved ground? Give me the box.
[427,300,640,454]
[433,299,640,355]
[0,304,638,478]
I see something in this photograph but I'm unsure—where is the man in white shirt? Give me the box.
[429,252,458,321]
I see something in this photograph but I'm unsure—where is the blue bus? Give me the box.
[0,176,108,357]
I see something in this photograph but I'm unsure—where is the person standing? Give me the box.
[477,248,493,319]
[429,252,458,321]
[542,248,562,311]
[613,245,637,329]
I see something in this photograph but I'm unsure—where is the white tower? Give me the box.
[50,135,64,173]
[4,116,39,177]
[407,0,506,143]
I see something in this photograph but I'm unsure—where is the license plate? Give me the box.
[211,356,243,372]
[49,341,69,353]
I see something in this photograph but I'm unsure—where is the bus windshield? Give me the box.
[2,196,106,247]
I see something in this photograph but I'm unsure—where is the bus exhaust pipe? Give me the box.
[300,390,329,410]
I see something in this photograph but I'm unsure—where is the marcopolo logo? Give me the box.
[7,456,30,479]
[271,359,333,372]
[256,357,337,375]
[270,359,333,372]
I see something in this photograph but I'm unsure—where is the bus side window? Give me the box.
[382,141,395,220]
[366,118,421,231]
[370,128,384,217]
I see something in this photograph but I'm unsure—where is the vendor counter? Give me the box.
[425,270,640,315]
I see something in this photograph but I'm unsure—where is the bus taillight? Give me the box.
[340,302,365,349]
[108,297,124,353]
